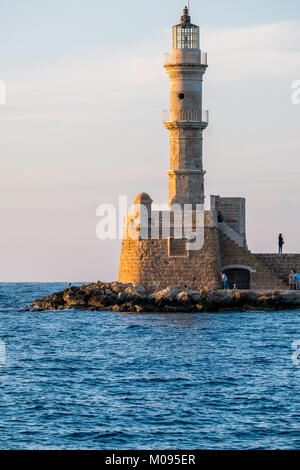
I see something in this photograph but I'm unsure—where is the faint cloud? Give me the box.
[0,20,299,124]
[0,80,6,104]
[204,21,300,81]
[249,141,300,152]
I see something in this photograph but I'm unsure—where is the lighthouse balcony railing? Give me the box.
[163,109,209,124]
[164,51,207,66]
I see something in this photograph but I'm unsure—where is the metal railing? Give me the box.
[163,109,209,124]
[164,51,207,66]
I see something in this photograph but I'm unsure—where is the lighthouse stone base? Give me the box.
[119,208,221,291]
[119,195,300,291]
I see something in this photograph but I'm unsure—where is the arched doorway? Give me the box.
[222,265,253,290]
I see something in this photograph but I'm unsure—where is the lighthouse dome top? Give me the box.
[180,6,191,26]
[172,6,200,50]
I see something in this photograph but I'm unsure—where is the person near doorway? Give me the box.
[220,272,229,290]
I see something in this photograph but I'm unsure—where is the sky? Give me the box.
[0,0,300,282]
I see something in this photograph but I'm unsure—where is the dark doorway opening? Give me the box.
[224,268,250,290]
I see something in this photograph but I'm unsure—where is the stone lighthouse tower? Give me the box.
[119,7,287,291]
[164,6,208,209]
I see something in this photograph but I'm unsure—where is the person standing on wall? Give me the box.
[278,234,284,254]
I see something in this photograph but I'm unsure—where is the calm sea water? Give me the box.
[0,283,299,450]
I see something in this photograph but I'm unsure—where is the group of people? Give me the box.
[221,271,300,291]
[288,271,300,290]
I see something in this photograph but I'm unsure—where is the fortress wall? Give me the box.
[118,204,297,291]
[118,226,222,290]
[118,239,144,286]
[254,254,300,283]
[219,232,286,290]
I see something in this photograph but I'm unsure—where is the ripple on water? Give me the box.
[0,283,300,449]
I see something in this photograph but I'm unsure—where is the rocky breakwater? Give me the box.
[31,282,300,313]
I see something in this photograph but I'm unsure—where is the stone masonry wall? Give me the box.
[254,254,300,284]
[119,200,296,291]
[119,226,222,290]
[219,232,286,290]
[211,196,246,245]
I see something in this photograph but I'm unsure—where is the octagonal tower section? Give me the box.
[164,6,208,210]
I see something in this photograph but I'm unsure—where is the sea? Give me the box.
[0,282,299,450]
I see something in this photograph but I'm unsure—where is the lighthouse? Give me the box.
[164,6,208,209]
[118,7,286,292]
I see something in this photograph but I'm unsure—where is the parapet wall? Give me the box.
[254,254,300,283]
[119,220,222,290]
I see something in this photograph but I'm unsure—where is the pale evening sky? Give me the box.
[0,0,300,281]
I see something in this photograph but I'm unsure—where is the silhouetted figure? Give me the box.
[278,234,284,254]
[67,282,72,288]
[217,211,224,223]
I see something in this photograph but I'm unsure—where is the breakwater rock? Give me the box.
[30,282,300,313]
